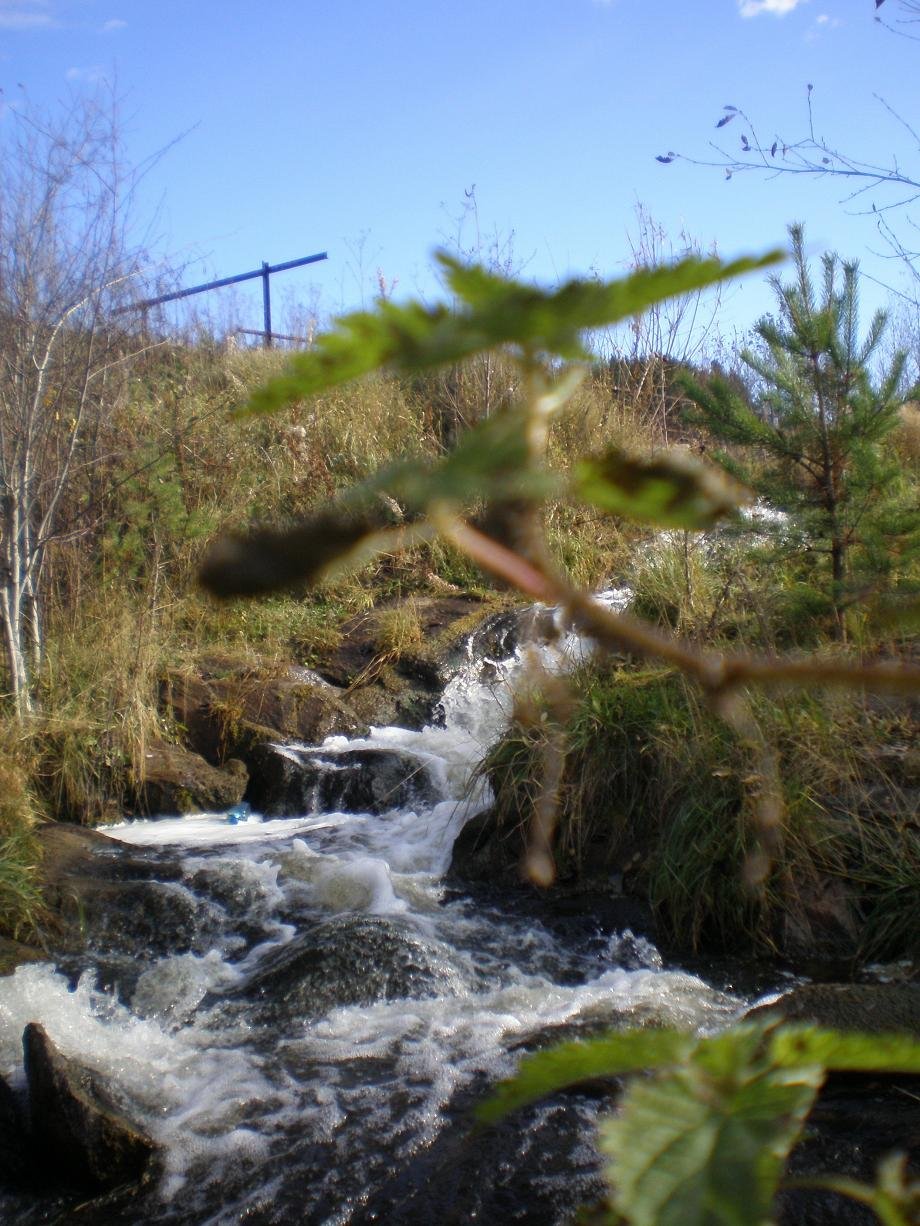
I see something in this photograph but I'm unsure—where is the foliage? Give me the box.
[678,224,916,638]
[480,1016,920,1226]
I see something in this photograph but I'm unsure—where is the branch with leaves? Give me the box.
[199,243,919,890]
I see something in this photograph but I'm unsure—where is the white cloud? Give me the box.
[65,64,105,83]
[0,1,56,30]
[738,0,806,16]
[101,17,126,32]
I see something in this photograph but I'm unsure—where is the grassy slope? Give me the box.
[0,344,917,959]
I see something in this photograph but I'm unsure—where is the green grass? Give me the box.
[486,662,920,960]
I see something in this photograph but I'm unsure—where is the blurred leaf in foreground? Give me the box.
[477,1029,694,1125]
[478,1017,920,1226]
[241,248,783,417]
[199,508,387,597]
[574,447,752,529]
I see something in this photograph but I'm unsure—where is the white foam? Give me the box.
[0,963,280,1195]
[108,813,347,848]
[0,594,776,1218]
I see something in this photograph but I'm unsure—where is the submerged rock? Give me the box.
[232,914,465,1020]
[23,1022,158,1191]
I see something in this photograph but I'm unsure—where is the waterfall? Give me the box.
[0,596,749,1224]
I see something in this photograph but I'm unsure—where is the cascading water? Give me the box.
[0,597,753,1224]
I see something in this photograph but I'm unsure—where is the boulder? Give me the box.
[231,915,464,1021]
[134,739,247,816]
[448,805,524,885]
[747,983,920,1224]
[23,1022,157,1191]
[161,659,366,765]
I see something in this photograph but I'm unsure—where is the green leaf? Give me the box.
[240,248,784,417]
[573,447,752,529]
[786,1154,920,1226]
[769,1025,920,1074]
[477,1029,694,1125]
[600,1059,820,1226]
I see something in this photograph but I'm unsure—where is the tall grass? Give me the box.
[486,662,919,959]
[0,727,46,940]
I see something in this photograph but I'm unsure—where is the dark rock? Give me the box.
[249,743,440,817]
[747,983,920,1225]
[449,810,654,949]
[356,1091,608,1225]
[134,739,247,816]
[747,982,920,1037]
[23,1023,157,1191]
[32,823,206,982]
[0,935,45,977]
[448,805,525,884]
[35,821,126,923]
[0,1071,29,1187]
[66,877,213,962]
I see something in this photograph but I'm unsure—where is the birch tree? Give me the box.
[0,91,145,715]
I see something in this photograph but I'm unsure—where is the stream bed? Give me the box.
[0,603,777,1224]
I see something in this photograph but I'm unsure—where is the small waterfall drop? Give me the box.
[0,596,748,1224]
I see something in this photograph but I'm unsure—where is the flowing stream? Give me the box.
[0,600,764,1224]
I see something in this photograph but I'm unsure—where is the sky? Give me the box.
[2,0,918,350]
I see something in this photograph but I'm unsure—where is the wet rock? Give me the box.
[33,823,207,980]
[23,1022,158,1191]
[449,811,655,948]
[70,877,214,962]
[747,984,920,1225]
[133,739,247,816]
[250,744,440,817]
[448,805,524,884]
[233,915,464,1019]
[357,1092,608,1226]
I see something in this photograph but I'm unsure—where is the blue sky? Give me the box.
[2,0,917,347]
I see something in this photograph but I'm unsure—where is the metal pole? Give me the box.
[262,262,272,349]
[118,251,328,313]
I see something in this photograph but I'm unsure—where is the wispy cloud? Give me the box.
[738,0,806,16]
[805,12,841,40]
[0,1,57,30]
[65,64,106,84]
[101,17,126,32]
